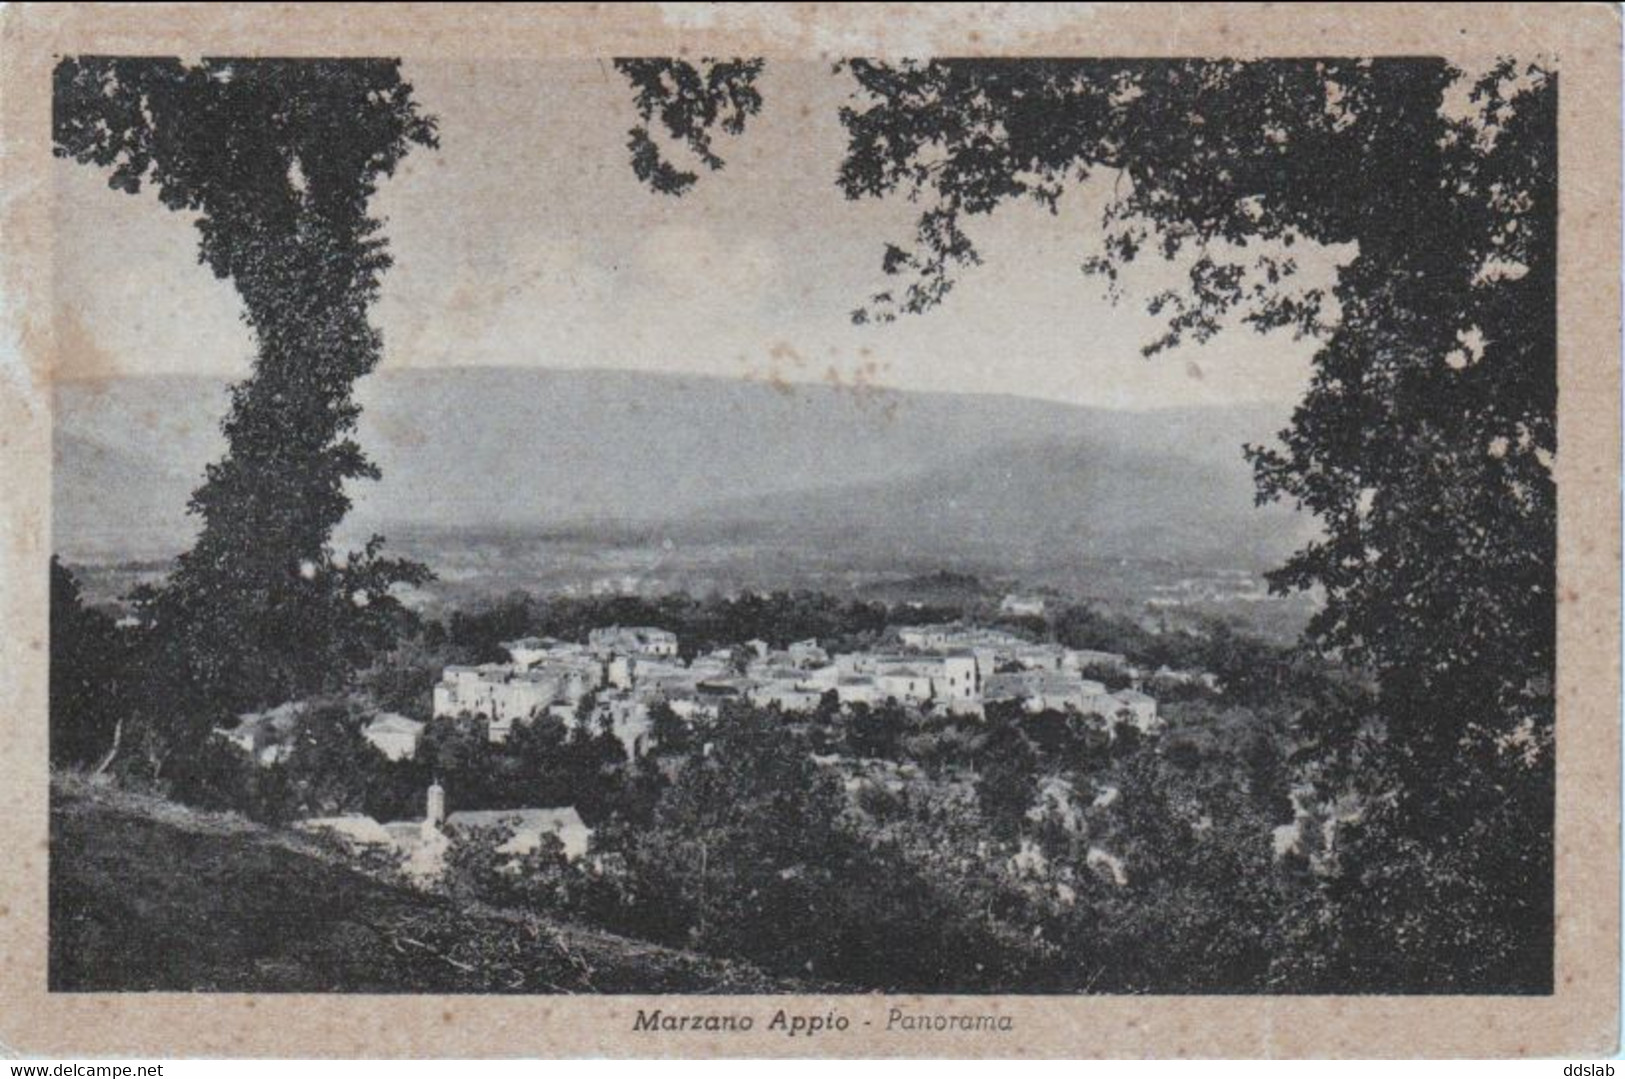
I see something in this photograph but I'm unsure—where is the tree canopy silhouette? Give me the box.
[612,58,765,196]
[54,58,439,715]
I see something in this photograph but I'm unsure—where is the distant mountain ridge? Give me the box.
[52,366,1314,568]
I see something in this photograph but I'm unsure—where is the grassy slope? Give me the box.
[49,775,800,993]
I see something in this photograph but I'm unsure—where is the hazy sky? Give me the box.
[54,59,1344,412]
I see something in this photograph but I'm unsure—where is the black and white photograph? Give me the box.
[8,0,1621,1062]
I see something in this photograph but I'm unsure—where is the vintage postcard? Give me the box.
[0,1,1618,1060]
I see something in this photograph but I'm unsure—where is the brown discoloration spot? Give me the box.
[768,341,807,368]
[51,309,125,385]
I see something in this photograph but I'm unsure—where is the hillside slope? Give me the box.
[681,434,1297,567]
[49,776,804,993]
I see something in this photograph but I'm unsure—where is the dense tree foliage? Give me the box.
[54,58,438,731]
[420,693,1319,992]
[436,589,910,664]
[48,559,126,769]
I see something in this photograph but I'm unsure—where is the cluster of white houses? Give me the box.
[426,622,1165,761]
[243,621,1187,888]
[218,622,1177,775]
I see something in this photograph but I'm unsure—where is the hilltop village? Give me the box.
[217,605,1215,884]
[429,620,1169,762]
[217,607,1205,778]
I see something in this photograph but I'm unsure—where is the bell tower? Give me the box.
[423,780,446,838]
